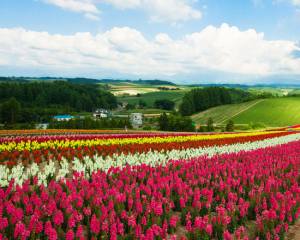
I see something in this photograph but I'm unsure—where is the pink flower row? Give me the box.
[1,139,300,239]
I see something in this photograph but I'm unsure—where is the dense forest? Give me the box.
[0,81,117,125]
[180,86,232,116]
[0,81,116,110]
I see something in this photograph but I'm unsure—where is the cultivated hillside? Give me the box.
[191,97,300,127]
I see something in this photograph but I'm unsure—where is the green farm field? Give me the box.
[191,97,300,127]
[120,90,189,108]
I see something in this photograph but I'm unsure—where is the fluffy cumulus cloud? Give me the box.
[0,24,300,76]
[35,0,201,22]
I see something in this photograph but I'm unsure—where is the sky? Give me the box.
[0,0,300,84]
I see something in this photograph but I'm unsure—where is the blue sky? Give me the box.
[0,0,300,84]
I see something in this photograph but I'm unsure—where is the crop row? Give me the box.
[0,132,221,144]
[1,138,300,240]
[0,129,149,136]
[2,132,300,189]
[0,132,294,169]
[0,131,287,154]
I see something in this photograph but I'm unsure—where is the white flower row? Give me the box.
[1,133,300,188]
[71,133,300,177]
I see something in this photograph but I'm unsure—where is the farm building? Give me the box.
[130,113,143,125]
[93,112,107,118]
[93,109,108,118]
[53,115,72,121]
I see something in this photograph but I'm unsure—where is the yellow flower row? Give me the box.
[0,131,281,153]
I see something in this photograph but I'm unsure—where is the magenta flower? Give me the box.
[66,229,74,240]
[76,225,83,238]
[49,228,58,240]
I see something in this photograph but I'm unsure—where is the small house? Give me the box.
[93,112,107,118]
[122,103,128,108]
[130,113,143,125]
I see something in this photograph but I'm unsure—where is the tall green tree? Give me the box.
[206,117,214,132]
[158,112,169,130]
[226,119,235,132]
[0,98,21,124]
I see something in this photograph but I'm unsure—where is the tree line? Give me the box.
[179,86,232,116]
[0,81,117,112]
[0,81,118,125]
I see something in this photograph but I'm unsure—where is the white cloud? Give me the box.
[1,24,300,76]
[35,0,101,13]
[154,33,172,43]
[203,5,208,9]
[84,12,101,21]
[35,0,201,22]
[142,0,201,22]
[275,0,300,5]
[291,0,300,5]
[97,0,141,9]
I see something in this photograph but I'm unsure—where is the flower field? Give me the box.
[1,129,300,240]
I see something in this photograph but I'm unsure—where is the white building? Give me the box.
[93,112,107,118]
[130,113,143,125]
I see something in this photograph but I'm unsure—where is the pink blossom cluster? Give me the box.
[1,140,300,239]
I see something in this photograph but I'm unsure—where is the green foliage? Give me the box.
[125,103,136,110]
[252,122,267,129]
[226,119,235,132]
[157,112,195,132]
[0,81,117,117]
[199,126,206,132]
[0,97,21,124]
[138,99,147,108]
[154,98,175,110]
[206,117,215,132]
[179,86,232,116]
[142,125,151,130]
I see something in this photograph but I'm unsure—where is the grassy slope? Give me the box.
[120,90,189,108]
[191,97,300,127]
[191,100,262,125]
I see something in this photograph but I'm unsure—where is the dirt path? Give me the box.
[218,100,263,124]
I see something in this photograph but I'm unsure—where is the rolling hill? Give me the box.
[191,97,300,127]
[120,90,189,108]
